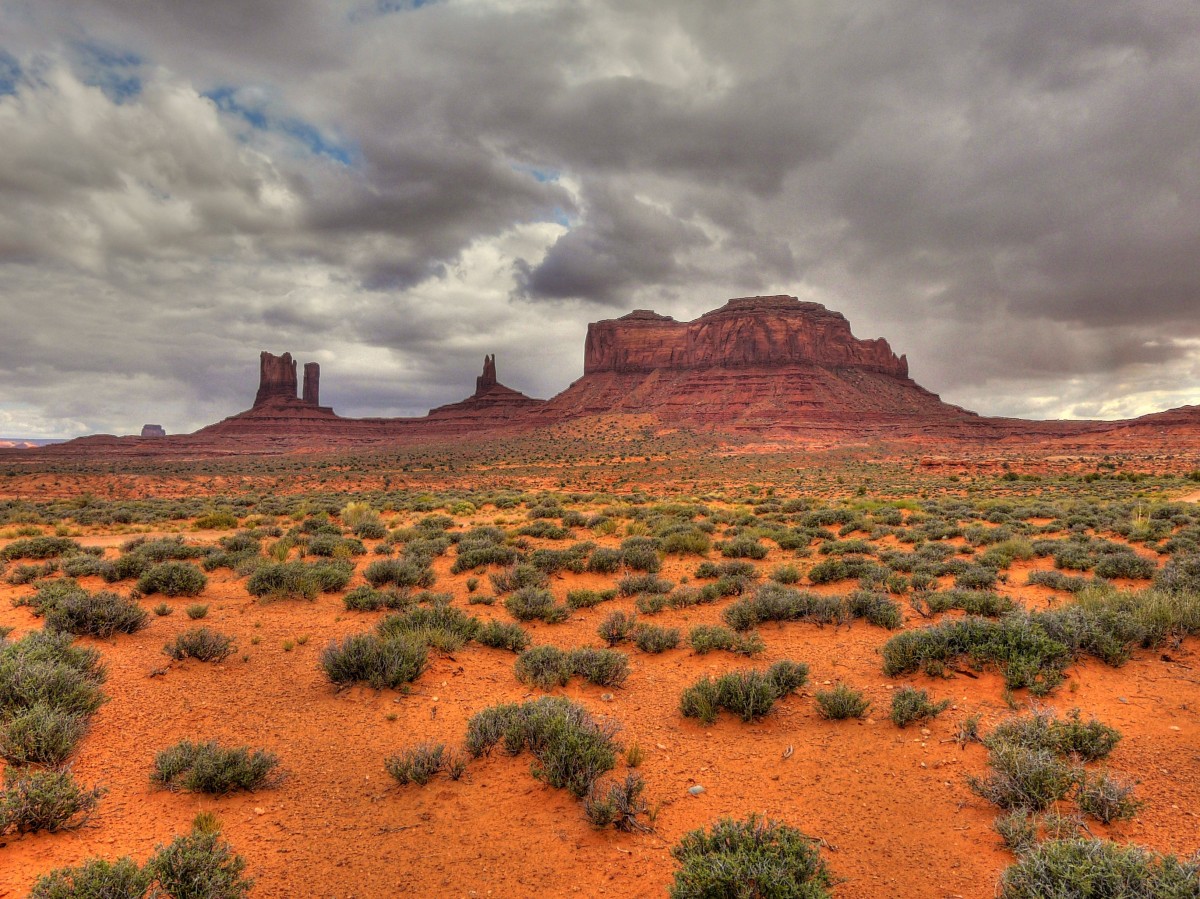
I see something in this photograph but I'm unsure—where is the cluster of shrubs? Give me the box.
[27,818,252,899]
[514,645,630,689]
[0,630,107,835]
[152,740,281,794]
[680,661,808,724]
[15,578,148,638]
[722,584,903,631]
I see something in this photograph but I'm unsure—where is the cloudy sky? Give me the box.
[2,1,1199,437]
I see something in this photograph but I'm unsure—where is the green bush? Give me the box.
[0,630,107,719]
[0,703,87,766]
[514,645,572,689]
[681,662,807,724]
[632,623,680,653]
[475,620,531,652]
[465,696,617,798]
[597,611,637,645]
[985,709,1121,762]
[1076,772,1140,823]
[968,743,1079,811]
[566,588,617,609]
[815,683,870,720]
[376,604,480,651]
[489,563,548,594]
[994,809,1039,854]
[846,590,903,629]
[567,647,630,687]
[669,815,832,899]
[27,857,150,899]
[717,536,769,560]
[385,743,454,785]
[504,587,569,623]
[40,589,149,638]
[999,839,1199,899]
[137,561,208,597]
[889,686,950,728]
[0,767,103,835]
[584,773,648,831]
[320,633,426,689]
[246,560,353,600]
[342,585,409,612]
[363,558,435,589]
[722,584,844,631]
[163,628,234,663]
[1,536,82,561]
[149,828,253,899]
[687,625,765,656]
[152,740,280,795]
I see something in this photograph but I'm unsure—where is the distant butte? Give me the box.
[17,295,1200,455]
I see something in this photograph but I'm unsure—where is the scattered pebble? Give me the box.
[688,785,706,796]
[600,693,614,702]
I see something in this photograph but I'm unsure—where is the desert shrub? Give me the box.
[529,546,590,575]
[586,548,623,574]
[490,563,548,594]
[620,538,662,573]
[194,511,239,530]
[320,633,427,690]
[1093,553,1156,580]
[137,562,208,598]
[514,645,572,689]
[770,564,802,584]
[0,630,107,719]
[632,623,680,653]
[688,625,765,656]
[681,663,806,724]
[994,809,1039,854]
[0,767,103,834]
[37,589,147,638]
[9,561,59,584]
[247,560,353,599]
[518,520,571,540]
[149,828,253,899]
[304,534,366,558]
[385,743,449,785]
[61,555,105,578]
[968,743,1079,810]
[163,628,234,663]
[660,529,711,556]
[919,589,1016,617]
[1,536,82,561]
[598,611,637,645]
[464,696,617,798]
[617,573,673,596]
[998,839,1200,899]
[1076,772,1140,823]
[889,686,950,728]
[669,814,832,899]
[504,587,569,623]
[807,556,884,584]
[584,772,648,831]
[475,620,531,652]
[815,683,870,720]
[363,558,435,590]
[718,536,769,560]
[1154,553,1200,594]
[342,585,409,612]
[567,647,630,687]
[722,584,844,631]
[954,564,999,590]
[566,588,617,609]
[0,703,87,766]
[1026,570,1095,594]
[376,604,480,651]
[984,709,1121,762]
[152,740,280,795]
[695,560,759,580]
[27,857,150,899]
[846,590,904,629]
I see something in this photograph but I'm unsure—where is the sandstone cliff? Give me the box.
[584,296,907,376]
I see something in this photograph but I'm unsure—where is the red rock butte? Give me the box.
[17,294,1200,455]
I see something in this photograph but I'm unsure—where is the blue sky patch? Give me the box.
[205,86,358,166]
[0,49,20,96]
[72,40,143,102]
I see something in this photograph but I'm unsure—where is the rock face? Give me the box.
[426,355,545,425]
[584,296,907,377]
[254,352,299,406]
[140,424,166,438]
[303,363,321,407]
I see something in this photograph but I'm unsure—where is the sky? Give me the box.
[1,0,1199,437]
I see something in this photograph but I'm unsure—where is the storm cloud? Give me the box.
[1,0,1198,435]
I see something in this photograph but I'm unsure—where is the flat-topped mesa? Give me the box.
[254,352,299,406]
[584,295,908,378]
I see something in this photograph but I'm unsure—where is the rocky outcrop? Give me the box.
[584,296,907,377]
[303,363,321,407]
[427,355,545,425]
[140,424,166,438]
[254,352,299,406]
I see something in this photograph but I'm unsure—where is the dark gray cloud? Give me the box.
[1,0,1199,435]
